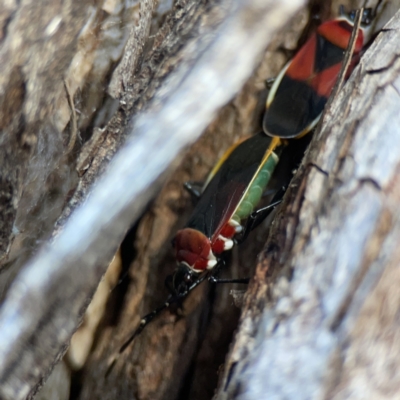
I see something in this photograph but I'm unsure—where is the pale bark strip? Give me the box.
[0,1,305,399]
[216,11,400,400]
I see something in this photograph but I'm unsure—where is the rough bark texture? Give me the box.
[0,0,142,290]
[1,0,399,399]
[0,0,89,264]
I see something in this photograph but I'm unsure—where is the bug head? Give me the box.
[342,1,384,28]
[347,8,374,26]
[166,263,200,296]
[172,228,217,271]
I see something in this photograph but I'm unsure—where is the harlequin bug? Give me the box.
[117,133,285,355]
[263,6,377,139]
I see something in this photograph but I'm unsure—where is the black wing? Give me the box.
[185,132,275,240]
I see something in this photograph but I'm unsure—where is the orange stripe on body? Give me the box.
[317,20,364,52]
[285,34,316,81]
[310,63,341,98]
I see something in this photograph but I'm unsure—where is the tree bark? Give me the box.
[0,0,90,265]
[1,0,399,399]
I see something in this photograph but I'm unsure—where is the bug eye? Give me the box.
[362,10,372,25]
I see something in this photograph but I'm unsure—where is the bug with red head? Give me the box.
[113,132,285,358]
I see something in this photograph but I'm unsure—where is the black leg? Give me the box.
[207,259,249,284]
[208,276,249,284]
[237,186,286,244]
[277,46,296,60]
[105,268,211,378]
[105,296,174,377]
[183,181,203,199]
[237,200,280,244]
[265,77,275,90]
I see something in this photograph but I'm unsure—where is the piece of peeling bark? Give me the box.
[0,0,306,399]
[216,11,400,400]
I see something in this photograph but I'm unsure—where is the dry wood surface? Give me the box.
[0,0,399,399]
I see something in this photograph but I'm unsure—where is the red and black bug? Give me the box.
[110,5,381,364]
[172,134,282,283]
[263,6,376,139]
[115,133,285,356]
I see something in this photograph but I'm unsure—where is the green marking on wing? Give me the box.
[232,151,280,222]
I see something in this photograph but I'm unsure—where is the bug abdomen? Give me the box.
[233,152,279,222]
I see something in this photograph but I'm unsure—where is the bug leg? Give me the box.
[265,77,275,89]
[209,194,284,291]
[237,186,286,244]
[119,302,169,353]
[207,259,249,285]
[277,45,296,60]
[208,276,250,284]
[107,271,210,374]
[183,181,203,199]
[105,296,174,377]
[237,200,280,244]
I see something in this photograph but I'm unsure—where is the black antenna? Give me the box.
[105,270,209,377]
[119,297,173,353]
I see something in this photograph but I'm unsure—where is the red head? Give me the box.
[173,228,217,272]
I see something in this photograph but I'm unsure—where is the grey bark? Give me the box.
[2,0,397,399]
